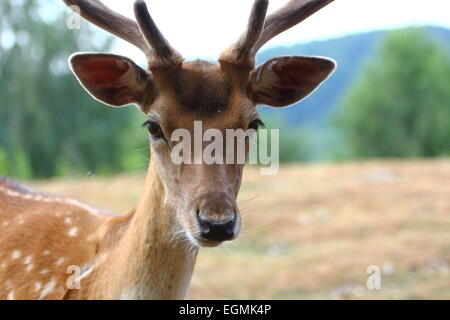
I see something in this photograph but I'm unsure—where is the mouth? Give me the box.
[197,238,224,248]
[183,229,226,248]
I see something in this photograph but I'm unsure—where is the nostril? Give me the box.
[197,212,237,242]
[197,212,210,234]
[222,214,236,231]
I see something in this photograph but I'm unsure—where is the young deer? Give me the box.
[0,0,335,300]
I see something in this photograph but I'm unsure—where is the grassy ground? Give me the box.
[30,160,450,299]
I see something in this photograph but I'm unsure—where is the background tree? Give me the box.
[0,1,146,179]
[334,28,450,159]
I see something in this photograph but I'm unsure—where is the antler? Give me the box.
[220,0,335,68]
[134,0,183,67]
[64,0,182,69]
[219,0,269,68]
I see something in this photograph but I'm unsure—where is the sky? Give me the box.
[98,0,450,63]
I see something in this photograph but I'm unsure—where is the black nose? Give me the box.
[197,212,236,242]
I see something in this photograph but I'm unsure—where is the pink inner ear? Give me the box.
[77,57,131,85]
[250,56,335,107]
[271,57,327,89]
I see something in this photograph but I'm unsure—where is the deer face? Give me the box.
[143,61,252,246]
[66,0,336,247]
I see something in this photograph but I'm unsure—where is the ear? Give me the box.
[248,56,336,107]
[69,53,155,113]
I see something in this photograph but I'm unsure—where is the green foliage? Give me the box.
[334,28,450,159]
[0,1,146,179]
[258,111,311,163]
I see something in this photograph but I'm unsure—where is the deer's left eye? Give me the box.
[143,121,164,139]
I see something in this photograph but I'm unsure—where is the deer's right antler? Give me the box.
[134,0,183,68]
[64,0,182,69]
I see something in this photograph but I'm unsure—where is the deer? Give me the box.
[0,0,335,300]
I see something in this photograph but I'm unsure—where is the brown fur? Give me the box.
[0,178,105,299]
[0,160,196,300]
[173,61,233,117]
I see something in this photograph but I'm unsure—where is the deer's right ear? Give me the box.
[69,53,155,113]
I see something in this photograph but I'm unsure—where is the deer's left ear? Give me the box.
[248,56,336,107]
[69,53,155,113]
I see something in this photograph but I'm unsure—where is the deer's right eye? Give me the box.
[143,121,164,139]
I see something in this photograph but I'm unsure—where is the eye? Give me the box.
[142,120,164,139]
[248,119,264,131]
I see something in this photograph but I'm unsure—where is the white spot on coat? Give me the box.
[68,227,79,237]
[7,291,14,300]
[23,255,33,265]
[39,280,56,299]
[56,257,65,266]
[34,281,42,292]
[12,250,21,260]
[79,263,94,280]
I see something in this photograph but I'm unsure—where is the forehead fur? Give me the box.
[172,60,233,118]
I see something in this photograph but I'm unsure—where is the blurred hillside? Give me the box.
[257,26,450,126]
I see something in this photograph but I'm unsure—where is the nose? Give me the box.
[197,212,237,242]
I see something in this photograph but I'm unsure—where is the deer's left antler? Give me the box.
[220,0,335,68]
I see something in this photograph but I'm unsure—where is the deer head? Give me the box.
[65,0,336,247]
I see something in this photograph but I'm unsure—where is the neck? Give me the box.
[88,160,198,300]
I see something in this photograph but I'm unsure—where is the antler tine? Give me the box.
[219,0,269,68]
[63,0,149,54]
[220,0,335,68]
[254,0,335,52]
[64,0,183,69]
[134,0,183,68]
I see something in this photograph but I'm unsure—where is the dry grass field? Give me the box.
[30,160,450,299]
